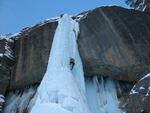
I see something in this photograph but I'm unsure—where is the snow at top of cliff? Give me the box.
[0,35,14,42]
[9,16,60,39]
[9,12,88,39]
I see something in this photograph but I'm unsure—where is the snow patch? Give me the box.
[10,32,21,38]
[0,95,4,98]
[0,35,14,42]
[0,53,3,57]
[145,86,150,96]
[140,73,150,81]
[0,95,5,103]
[130,89,139,95]
[75,12,88,21]
[3,42,14,60]
[0,98,5,103]
[139,86,145,90]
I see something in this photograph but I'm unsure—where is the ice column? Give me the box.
[86,76,122,113]
[30,14,91,113]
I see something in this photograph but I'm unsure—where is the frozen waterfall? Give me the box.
[30,14,91,113]
[4,14,122,113]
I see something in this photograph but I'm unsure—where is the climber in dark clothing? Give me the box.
[60,14,64,18]
[70,58,75,70]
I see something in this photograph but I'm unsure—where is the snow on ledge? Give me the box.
[0,94,5,103]
[9,16,59,39]
[0,35,14,42]
[140,73,150,81]
[129,89,139,95]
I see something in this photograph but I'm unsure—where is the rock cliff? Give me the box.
[5,6,150,90]
[78,6,150,82]
[0,6,150,113]
[10,21,58,89]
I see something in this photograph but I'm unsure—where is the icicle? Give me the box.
[86,76,122,113]
[3,86,37,113]
[85,78,101,113]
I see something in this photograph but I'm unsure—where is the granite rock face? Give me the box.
[78,6,150,82]
[126,74,150,113]
[10,22,58,89]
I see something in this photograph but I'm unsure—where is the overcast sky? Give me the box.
[0,0,128,35]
